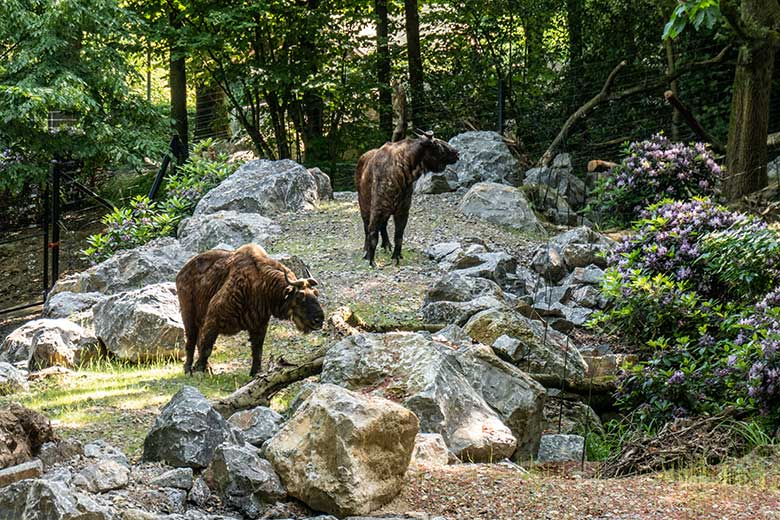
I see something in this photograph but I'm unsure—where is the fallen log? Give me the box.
[587,159,618,172]
[212,355,325,417]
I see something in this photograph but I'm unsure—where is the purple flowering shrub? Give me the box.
[83,139,241,263]
[597,198,780,425]
[595,198,750,345]
[730,290,780,420]
[83,195,177,263]
[588,134,722,226]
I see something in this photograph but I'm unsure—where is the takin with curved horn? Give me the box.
[355,131,459,266]
[175,244,324,376]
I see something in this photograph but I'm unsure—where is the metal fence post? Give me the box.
[51,159,60,286]
[42,181,49,298]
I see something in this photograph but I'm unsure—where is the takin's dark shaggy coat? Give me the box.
[355,132,459,266]
[175,244,324,376]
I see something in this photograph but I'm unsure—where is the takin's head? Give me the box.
[282,271,325,333]
[416,130,459,174]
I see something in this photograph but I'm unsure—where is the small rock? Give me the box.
[0,362,27,396]
[208,442,286,518]
[188,477,211,507]
[411,433,449,467]
[227,407,284,448]
[150,467,193,490]
[84,440,130,467]
[38,439,84,468]
[73,459,130,492]
[536,434,585,463]
[0,459,43,487]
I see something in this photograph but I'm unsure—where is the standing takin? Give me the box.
[355,131,459,266]
[175,244,324,376]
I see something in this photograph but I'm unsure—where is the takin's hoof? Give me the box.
[184,364,193,376]
[191,362,214,375]
[381,243,393,252]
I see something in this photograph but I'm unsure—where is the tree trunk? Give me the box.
[724,43,775,199]
[404,0,425,129]
[169,10,188,161]
[194,80,229,141]
[299,0,325,163]
[665,39,681,141]
[376,0,393,140]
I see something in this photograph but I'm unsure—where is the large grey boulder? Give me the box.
[208,442,286,518]
[523,154,586,211]
[321,331,545,461]
[421,272,506,325]
[0,478,114,520]
[0,362,27,396]
[42,291,104,320]
[459,182,545,234]
[265,384,418,517]
[307,167,334,201]
[550,226,615,269]
[227,406,284,448]
[463,308,587,382]
[0,318,99,370]
[93,282,184,362]
[177,211,281,252]
[415,170,458,194]
[143,386,237,469]
[448,131,520,187]
[49,237,193,297]
[194,159,320,216]
[440,334,547,459]
[449,250,518,286]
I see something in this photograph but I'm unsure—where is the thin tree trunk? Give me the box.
[376,0,393,140]
[725,43,775,198]
[169,10,188,161]
[300,0,325,163]
[404,0,425,129]
[566,0,584,112]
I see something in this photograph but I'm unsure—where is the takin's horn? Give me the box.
[306,278,319,287]
[284,270,307,288]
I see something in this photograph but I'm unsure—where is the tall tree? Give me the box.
[405,0,425,129]
[169,7,188,160]
[376,0,393,139]
[722,0,779,197]
[665,0,780,198]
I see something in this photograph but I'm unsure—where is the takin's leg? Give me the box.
[183,322,198,376]
[178,293,199,375]
[192,315,220,375]
[362,220,370,260]
[380,222,392,252]
[249,317,270,377]
[366,214,388,268]
[391,202,412,265]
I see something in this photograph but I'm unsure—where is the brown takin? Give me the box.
[356,131,459,266]
[175,244,324,376]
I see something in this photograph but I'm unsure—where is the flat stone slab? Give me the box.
[0,459,43,487]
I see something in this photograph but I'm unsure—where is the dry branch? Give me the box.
[212,355,325,417]
[663,91,725,153]
[539,46,731,166]
[600,409,745,478]
[540,60,626,167]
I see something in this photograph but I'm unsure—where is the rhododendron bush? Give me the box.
[588,134,723,226]
[595,198,780,426]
